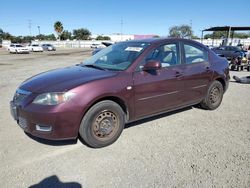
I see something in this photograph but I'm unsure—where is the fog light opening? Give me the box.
[36,124,52,132]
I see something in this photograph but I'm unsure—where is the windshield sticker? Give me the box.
[125,47,143,52]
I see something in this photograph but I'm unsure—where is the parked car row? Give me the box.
[211,45,246,60]
[8,43,56,54]
[8,44,30,54]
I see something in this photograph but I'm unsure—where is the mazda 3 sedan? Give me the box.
[10,38,230,148]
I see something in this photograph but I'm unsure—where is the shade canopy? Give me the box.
[203,26,250,32]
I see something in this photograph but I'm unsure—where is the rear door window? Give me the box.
[145,43,180,68]
[184,44,208,64]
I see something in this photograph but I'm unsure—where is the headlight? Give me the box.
[32,92,75,105]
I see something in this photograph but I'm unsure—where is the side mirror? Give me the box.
[143,60,162,71]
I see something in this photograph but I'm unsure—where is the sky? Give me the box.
[0,0,250,37]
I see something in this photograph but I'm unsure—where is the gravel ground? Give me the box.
[0,48,249,188]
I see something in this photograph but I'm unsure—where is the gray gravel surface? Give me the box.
[0,48,249,188]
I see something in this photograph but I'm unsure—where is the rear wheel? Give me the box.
[79,100,125,148]
[200,81,223,110]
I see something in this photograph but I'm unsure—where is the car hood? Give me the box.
[19,65,118,93]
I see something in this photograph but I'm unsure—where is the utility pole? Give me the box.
[189,19,193,39]
[28,19,32,36]
[37,26,40,35]
[120,19,123,41]
[227,26,231,45]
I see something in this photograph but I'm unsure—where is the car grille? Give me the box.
[18,117,28,129]
[13,89,32,104]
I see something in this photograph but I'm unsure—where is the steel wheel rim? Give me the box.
[209,86,220,104]
[92,110,119,141]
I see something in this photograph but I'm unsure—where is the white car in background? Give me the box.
[27,44,43,52]
[8,44,29,54]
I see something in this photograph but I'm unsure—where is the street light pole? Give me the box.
[227,26,231,45]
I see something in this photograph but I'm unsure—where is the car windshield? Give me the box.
[82,42,150,71]
[16,45,23,47]
[32,44,39,46]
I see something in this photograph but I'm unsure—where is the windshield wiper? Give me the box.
[82,64,107,71]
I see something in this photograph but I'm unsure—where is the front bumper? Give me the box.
[17,50,29,54]
[10,100,82,140]
[32,48,43,52]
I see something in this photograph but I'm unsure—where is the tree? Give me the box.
[60,30,72,40]
[204,31,250,39]
[1,31,13,41]
[0,28,3,43]
[0,28,3,37]
[54,21,64,40]
[35,34,56,41]
[204,31,228,39]
[46,34,56,41]
[169,25,193,38]
[73,28,91,40]
[96,35,111,40]
[169,26,180,38]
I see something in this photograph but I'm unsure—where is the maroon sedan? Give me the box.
[10,38,230,148]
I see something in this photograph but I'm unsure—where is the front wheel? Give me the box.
[79,100,125,148]
[200,81,223,110]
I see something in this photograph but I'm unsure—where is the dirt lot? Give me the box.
[0,48,249,188]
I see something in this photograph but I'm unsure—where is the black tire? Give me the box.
[200,81,223,110]
[79,100,125,148]
[230,64,235,70]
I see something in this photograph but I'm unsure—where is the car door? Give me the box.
[180,42,213,104]
[133,42,185,118]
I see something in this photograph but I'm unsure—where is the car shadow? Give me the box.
[29,175,81,188]
[125,106,192,129]
[25,132,77,146]
[229,80,237,83]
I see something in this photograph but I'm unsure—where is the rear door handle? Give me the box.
[175,71,182,77]
[206,67,210,72]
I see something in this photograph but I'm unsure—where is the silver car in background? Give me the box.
[41,44,56,51]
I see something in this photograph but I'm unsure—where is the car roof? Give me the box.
[221,45,239,48]
[121,38,206,48]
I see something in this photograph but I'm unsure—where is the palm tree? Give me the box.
[54,21,63,40]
